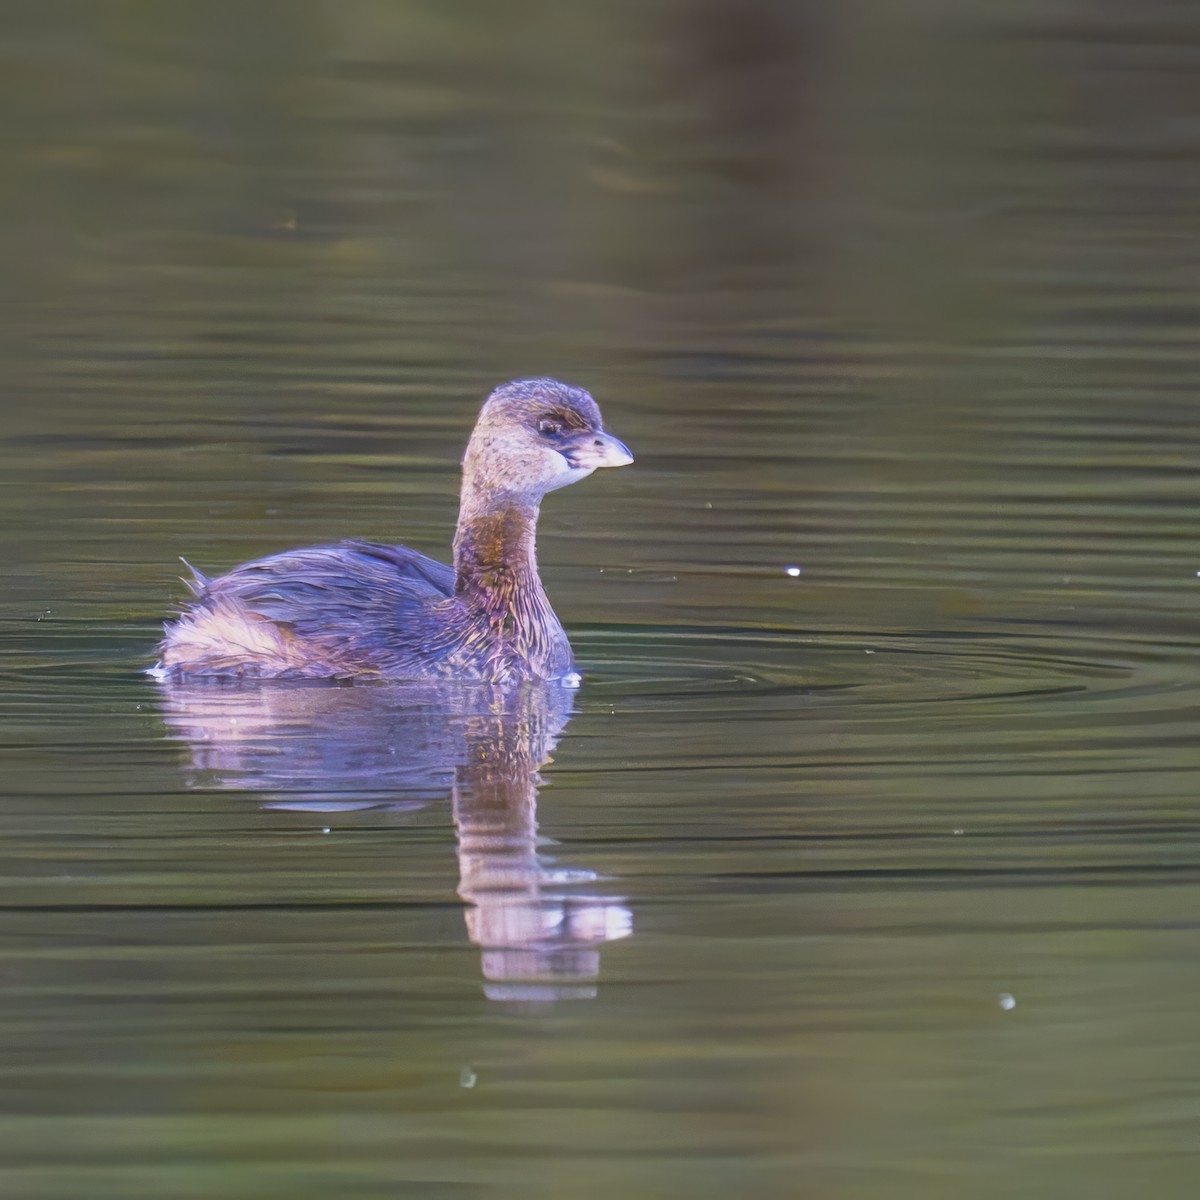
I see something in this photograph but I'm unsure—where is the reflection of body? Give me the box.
[153,378,632,683]
[159,681,631,1001]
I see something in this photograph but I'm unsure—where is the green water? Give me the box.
[3,2,1200,1197]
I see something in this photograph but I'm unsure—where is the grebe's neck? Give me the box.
[450,478,573,681]
[452,487,544,607]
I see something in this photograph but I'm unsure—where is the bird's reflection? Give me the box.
[157,681,631,1002]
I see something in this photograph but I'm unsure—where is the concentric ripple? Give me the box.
[572,624,1199,715]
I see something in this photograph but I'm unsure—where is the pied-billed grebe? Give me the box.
[153,378,633,683]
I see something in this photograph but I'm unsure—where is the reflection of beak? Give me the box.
[562,430,635,470]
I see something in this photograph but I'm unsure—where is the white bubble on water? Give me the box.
[998,993,1016,1011]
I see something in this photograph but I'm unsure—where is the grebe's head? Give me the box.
[461,378,633,506]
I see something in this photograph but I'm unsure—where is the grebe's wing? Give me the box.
[192,540,453,632]
[336,540,454,596]
[157,541,457,679]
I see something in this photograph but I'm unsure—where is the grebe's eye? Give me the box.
[537,417,563,436]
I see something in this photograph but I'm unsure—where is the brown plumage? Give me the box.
[152,378,633,683]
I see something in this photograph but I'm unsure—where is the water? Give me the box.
[3,2,1200,1196]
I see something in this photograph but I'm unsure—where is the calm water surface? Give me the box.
[3,3,1200,1197]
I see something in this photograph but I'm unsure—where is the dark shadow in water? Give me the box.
[157,681,631,1003]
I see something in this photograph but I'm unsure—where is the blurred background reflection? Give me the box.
[3,1,1200,1197]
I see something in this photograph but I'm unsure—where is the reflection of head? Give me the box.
[474,900,635,1003]
[158,680,631,1002]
